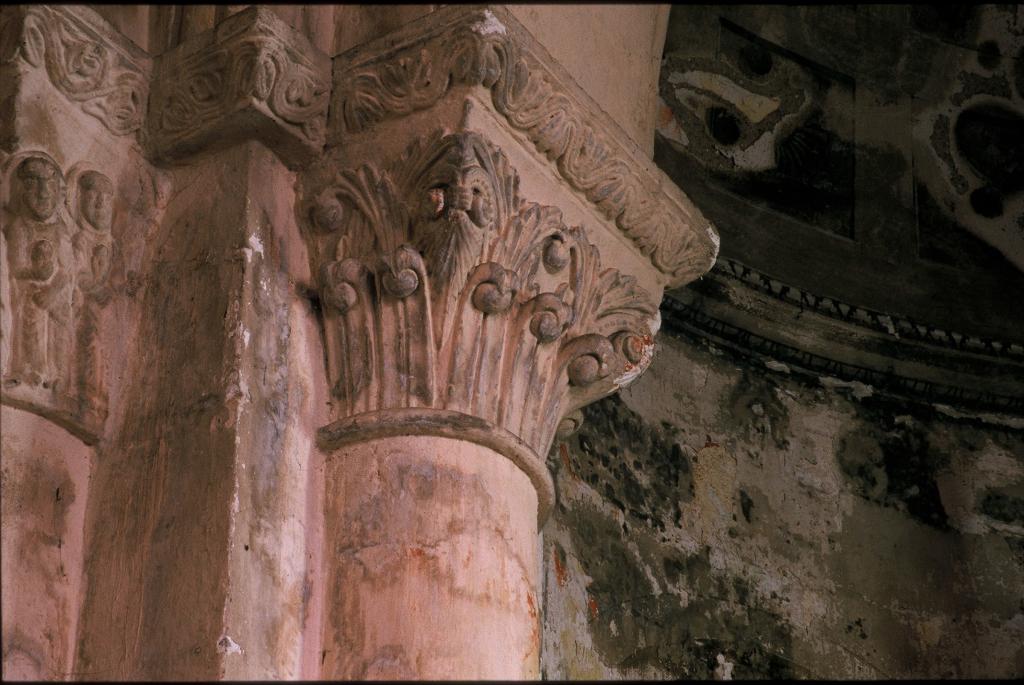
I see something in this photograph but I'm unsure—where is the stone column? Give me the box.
[2,5,717,681]
[295,6,719,678]
[72,9,332,680]
[320,434,540,679]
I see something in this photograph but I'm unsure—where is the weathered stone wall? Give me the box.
[1,408,91,680]
[541,330,1024,679]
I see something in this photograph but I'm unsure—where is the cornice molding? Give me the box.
[330,5,719,288]
[712,258,1024,360]
[665,260,1024,415]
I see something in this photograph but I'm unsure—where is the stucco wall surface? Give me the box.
[541,332,1024,679]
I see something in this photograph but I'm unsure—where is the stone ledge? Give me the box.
[664,269,1024,415]
[329,5,719,288]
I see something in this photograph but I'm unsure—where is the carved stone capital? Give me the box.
[1,151,124,444]
[303,129,673,521]
[147,7,330,168]
[330,5,719,288]
[300,6,719,522]
[0,5,150,137]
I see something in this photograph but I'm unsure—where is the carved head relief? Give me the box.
[441,142,497,230]
[67,41,107,83]
[15,157,64,222]
[78,171,115,232]
[405,133,520,290]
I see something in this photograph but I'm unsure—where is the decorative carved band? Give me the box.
[330,6,719,288]
[148,7,329,166]
[302,130,660,467]
[715,258,1024,360]
[318,408,555,524]
[663,295,1024,416]
[0,5,150,136]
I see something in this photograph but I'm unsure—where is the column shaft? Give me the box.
[319,436,540,679]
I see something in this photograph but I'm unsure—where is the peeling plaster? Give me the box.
[543,333,1024,679]
[473,10,507,36]
[819,376,875,399]
[217,635,243,656]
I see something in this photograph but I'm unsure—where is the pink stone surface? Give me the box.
[1,406,92,680]
[318,435,541,680]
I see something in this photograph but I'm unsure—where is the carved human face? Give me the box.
[445,152,495,231]
[79,172,114,232]
[16,157,63,221]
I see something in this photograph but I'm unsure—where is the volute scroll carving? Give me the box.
[147,7,330,167]
[302,131,661,505]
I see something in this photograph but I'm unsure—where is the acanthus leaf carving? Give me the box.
[3,5,149,136]
[331,7,719,287]
[301,130,660,461]
[148,7,329,165]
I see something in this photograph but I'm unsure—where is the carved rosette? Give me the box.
[331,7,718,287]
[303,132,661,516]
[148,7,329,167]
[0,5,149,136]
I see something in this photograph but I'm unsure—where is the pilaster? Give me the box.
[1,6,159,678]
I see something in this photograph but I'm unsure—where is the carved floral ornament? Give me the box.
[0,5,148,136]
[302,131,661,517]
[149,8,329,154]
[331,7,719,288]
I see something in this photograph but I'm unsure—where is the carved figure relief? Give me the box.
[1,152,117,435]
[302,131,659,456]
[2,154,75,389]
[68,168,114,417]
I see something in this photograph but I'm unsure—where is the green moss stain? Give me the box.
[558,396,693,531]
[837,406,951,529]
[562,502,795,679]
